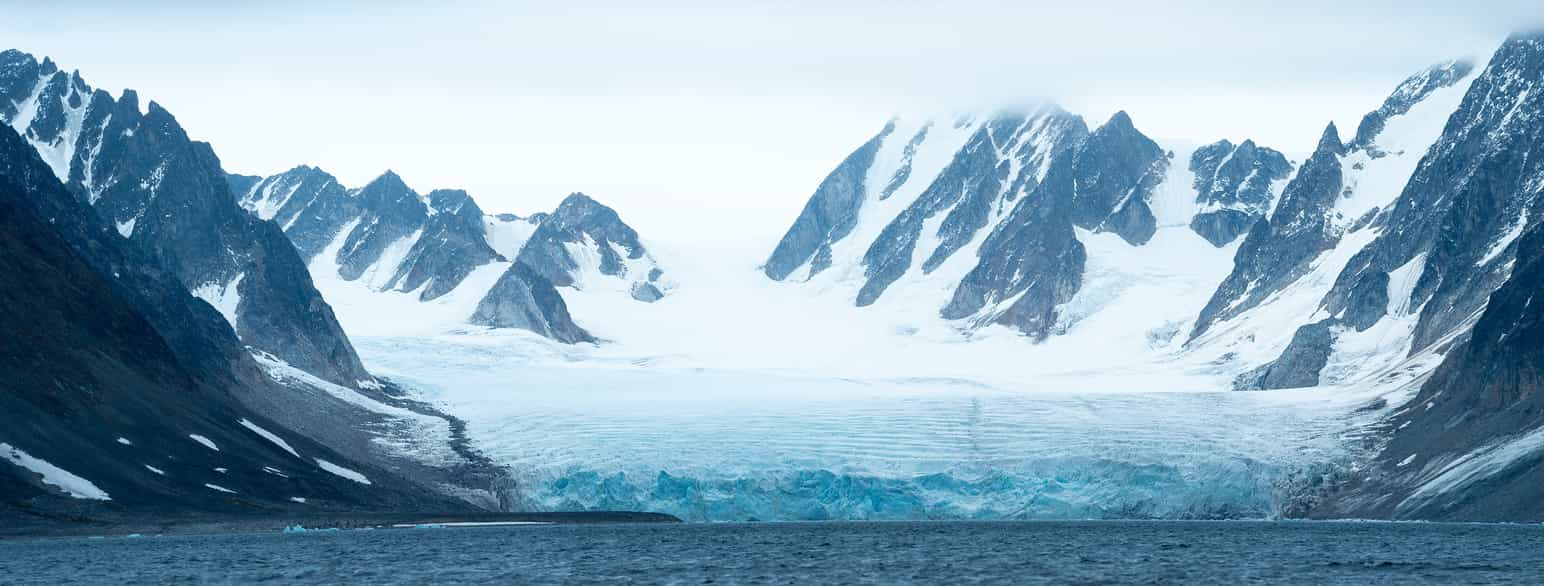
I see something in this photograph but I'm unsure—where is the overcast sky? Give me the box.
[2,1,1539,246]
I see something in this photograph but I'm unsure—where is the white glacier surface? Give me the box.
[356,325,1403,521]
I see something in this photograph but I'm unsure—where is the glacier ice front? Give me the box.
[358,334,1371,522]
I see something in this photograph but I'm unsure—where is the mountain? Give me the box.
[0,50,369,390]
[1187,139,1294,246]
[764,32,1544,521]
[0,122,467,522]
[764,103,1292,341]
[1303,34,1544,520]
[1193,59,1481,393]
[234,166,664,342]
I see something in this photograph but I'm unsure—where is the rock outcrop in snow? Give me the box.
[1187,139,1293,246]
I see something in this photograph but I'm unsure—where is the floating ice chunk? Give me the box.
[116,437,132,446]
[115,216,136,238]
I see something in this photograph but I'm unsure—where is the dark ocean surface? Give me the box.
[3,520,1543,584]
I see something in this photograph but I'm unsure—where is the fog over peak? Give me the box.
[2,1,1537,244]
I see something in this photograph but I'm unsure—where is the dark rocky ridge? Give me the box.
[335,171,429,283]
[468,262,593,343]
[234,165,360,262]
[763,120,895,281]
[855,110,1087,307]
[0,49,369,390]
[1068,111,1168,246]
[1322,45,1539,359]
[941,139,1088,339]
[512,193,661,299]
[1311,223,1544,521]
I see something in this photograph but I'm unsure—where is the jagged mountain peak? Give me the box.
[549,191,625,228]
[359,168,414,194]
[1315,121,1345,155]
[427,188,480,214]
[285,163,328,176]
[116,88,140,113]
[1094,109,1137,134]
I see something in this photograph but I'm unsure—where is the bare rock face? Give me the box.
[1187,139,1293,247]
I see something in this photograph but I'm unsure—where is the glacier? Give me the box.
[354,315,1407,521]
[342,166,1437,521]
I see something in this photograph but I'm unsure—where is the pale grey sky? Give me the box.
[2,1,1539,245]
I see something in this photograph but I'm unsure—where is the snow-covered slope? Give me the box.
[235,167,664,342]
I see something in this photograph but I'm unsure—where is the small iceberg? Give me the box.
[283,525,339,534]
